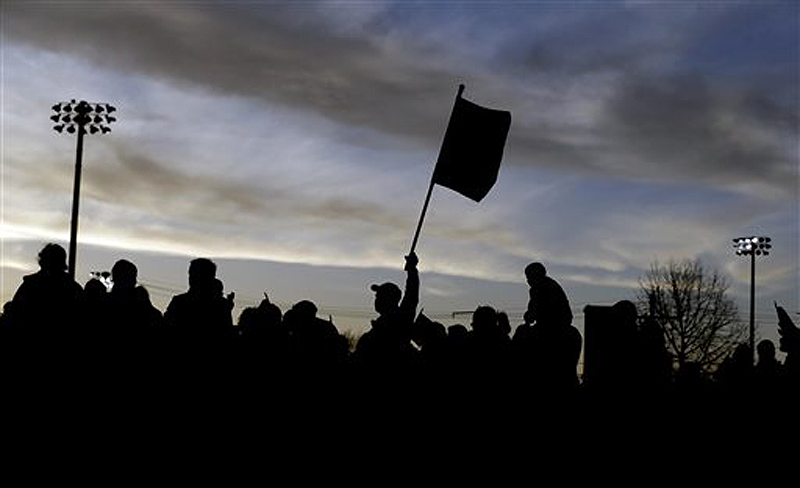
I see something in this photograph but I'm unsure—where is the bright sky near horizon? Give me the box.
[1,1,797,343]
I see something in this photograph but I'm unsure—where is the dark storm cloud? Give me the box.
[5,3,456,142]
[601,73,797,187]
[6,2,797,196]
[502,5,798,195]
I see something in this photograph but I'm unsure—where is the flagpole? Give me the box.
[409,176,435,255]
[409,84,465,255]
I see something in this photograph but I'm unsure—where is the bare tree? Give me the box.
[637,259,743,375]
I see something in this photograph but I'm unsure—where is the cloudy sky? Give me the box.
[1,1,797,340]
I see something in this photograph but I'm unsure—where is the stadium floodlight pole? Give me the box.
[51,100,117,279]
[732,235,772,366]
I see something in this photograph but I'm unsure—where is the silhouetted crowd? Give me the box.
[1,243,797,410]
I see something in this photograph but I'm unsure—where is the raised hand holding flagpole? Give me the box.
[409,84,512,255]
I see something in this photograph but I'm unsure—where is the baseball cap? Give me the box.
[370,282,401,301]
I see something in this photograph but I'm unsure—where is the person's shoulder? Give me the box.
[19,271,44,287]
[134,285,151,298]
[167,292,191,307]
[49,271,82,290]
[21,271,39,281]
[10,274,38,303]
[514,323,533,333]
[20,271,80,292]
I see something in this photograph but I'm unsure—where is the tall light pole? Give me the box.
[732,235,772,366]
[51,100,117,280]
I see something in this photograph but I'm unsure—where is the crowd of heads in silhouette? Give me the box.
[1,242,798,399]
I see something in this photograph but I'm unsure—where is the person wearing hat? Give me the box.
[354,252,420,371]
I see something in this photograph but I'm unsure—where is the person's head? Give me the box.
[525,262,547,286]
[757,339,776,363]
[84,278,107,298]
[497,311,511,337]
[257,297,282,325]
[38,243,67,274]
[371,282,402,315]
[471,305,497,333]
[262,302,282,326]
[111,259,138,292]
[212,278,224,297]
[448,324,469,342]
[613,300,638,326]
[291,300,318,321]
[188,258,216,290]
[427,322,447,343]
[238,307,261,329]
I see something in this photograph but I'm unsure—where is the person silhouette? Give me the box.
[413,312,448,371]
[513,262,581,392]
[467,306,513,396]
[213,277,235,317]
[6,243,83,340]
[106,259,163,345]
[497,311,512,341]
[235,294,288,388]
[469,306,511,367]
[164,258,234,349]
[83,277,109,327]
[636,303,671,393]
[754,339,782,392]
[285,299,344,367]
[523,262,573,327]
[84,277,108,302]
[445,323,470,368]
[716,343,753,392]
[238,294,286,359]
[354,252,420,372]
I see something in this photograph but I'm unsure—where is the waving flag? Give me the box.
[409,85,512,253]
[432,86,512,202]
